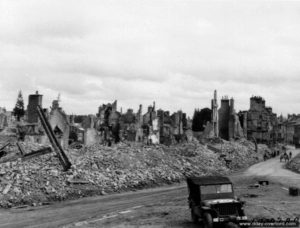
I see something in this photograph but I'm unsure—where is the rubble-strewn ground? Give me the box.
[0,139,268,208]
[287,153,300,173]
[75,176,300,228]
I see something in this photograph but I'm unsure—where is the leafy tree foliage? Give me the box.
[192,108,212,131]
[13,90,25,121]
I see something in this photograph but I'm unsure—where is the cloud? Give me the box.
[1,0,300,116]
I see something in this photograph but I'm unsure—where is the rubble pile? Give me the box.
[286,154,300,173]
[209,138,266,170]
[0,139,261,208]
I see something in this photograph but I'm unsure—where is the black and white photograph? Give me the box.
[0,0,300,227]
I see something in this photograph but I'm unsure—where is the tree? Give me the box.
[13,90,25,121]
[192,109,202,132]
[192,108,212,132]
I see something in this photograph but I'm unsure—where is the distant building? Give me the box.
[246,96,277,144]
[49,99,70,149]
[218,96,243,141]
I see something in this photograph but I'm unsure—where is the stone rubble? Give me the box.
[209,138,269,170]
[286,153,300,173]
[0,139,264,208]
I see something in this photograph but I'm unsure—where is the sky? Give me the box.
[1,0,300,117]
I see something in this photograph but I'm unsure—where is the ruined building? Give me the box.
[238,111,248,138]
[0,108,8,131]
[211,90,219,137]
[27,91,43,124]
[68,99,189,146]
[246,96,277,143]
[142,102,159,144]
[218,96,231,140]
[96,100,121,143]
[120,108,136,141]
[279,114,300,145]
[157,110,172,145]
[171,110,187,142]
[49,99,70,149]
[218,96,244,141]
[24,91,47,143]
[135,105,143,142]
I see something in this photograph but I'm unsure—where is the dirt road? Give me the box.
[0,148,299,228]
[0,184,186,228]
[245,147,300,188]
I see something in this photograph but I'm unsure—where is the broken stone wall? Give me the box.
[211,90,219,137]
[25,135,48,144]
[135,128,143,142]
[247,96,277,143]
[228,98,235,140]
[84,128,101,146]
[120,109,137,142]
[27,92,43,124]
[82,116,101,146]
[250,96,265,111]
[143,106,156,126]
[218,98,230,140]
[203,121,214,139]
[149,118,160,144]
[293,125,300,146]
[171,111,184,135]
[238,111,248,138]
[49,109,70,149]
[286,123,295,144]
[185,129,194,142]
[0,113,8,131]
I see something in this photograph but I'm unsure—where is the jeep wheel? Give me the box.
[203,213,213,228]
[191,209,199,224]
[225,222,240,228]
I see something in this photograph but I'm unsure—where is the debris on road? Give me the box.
[289,187,300,196]
[286,153,300,173]
[0,138,263,208]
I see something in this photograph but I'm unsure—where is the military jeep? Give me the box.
[187,176,247,228]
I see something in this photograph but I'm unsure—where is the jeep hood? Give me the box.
[203,198,238,205]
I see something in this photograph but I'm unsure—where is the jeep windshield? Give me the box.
[200,184,234,200]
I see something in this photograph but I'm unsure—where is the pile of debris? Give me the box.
[286,153,300,173]
[0,139,261,208]
[208,138,266,170]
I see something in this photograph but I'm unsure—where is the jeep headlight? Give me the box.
[213,218,219,222]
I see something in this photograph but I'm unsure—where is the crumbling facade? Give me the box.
[120,109,137,141]
[0,108,8,131]
[211,90,219,137]
[218,97,230,140]
[238,111,248,139]
[157,110,173,145]
[246,96,278,144]
[135,105,143,142]
[218,96,244,141]
[279,114,300,144]
[23,91,47,144]
[27,91,43,124]
[96,100,121,143]
[142,103,159,144]
[49,100,70,149]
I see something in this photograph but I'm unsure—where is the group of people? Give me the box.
[280,146,292,163]
[280,151,292,163]
[263,146,292,162]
